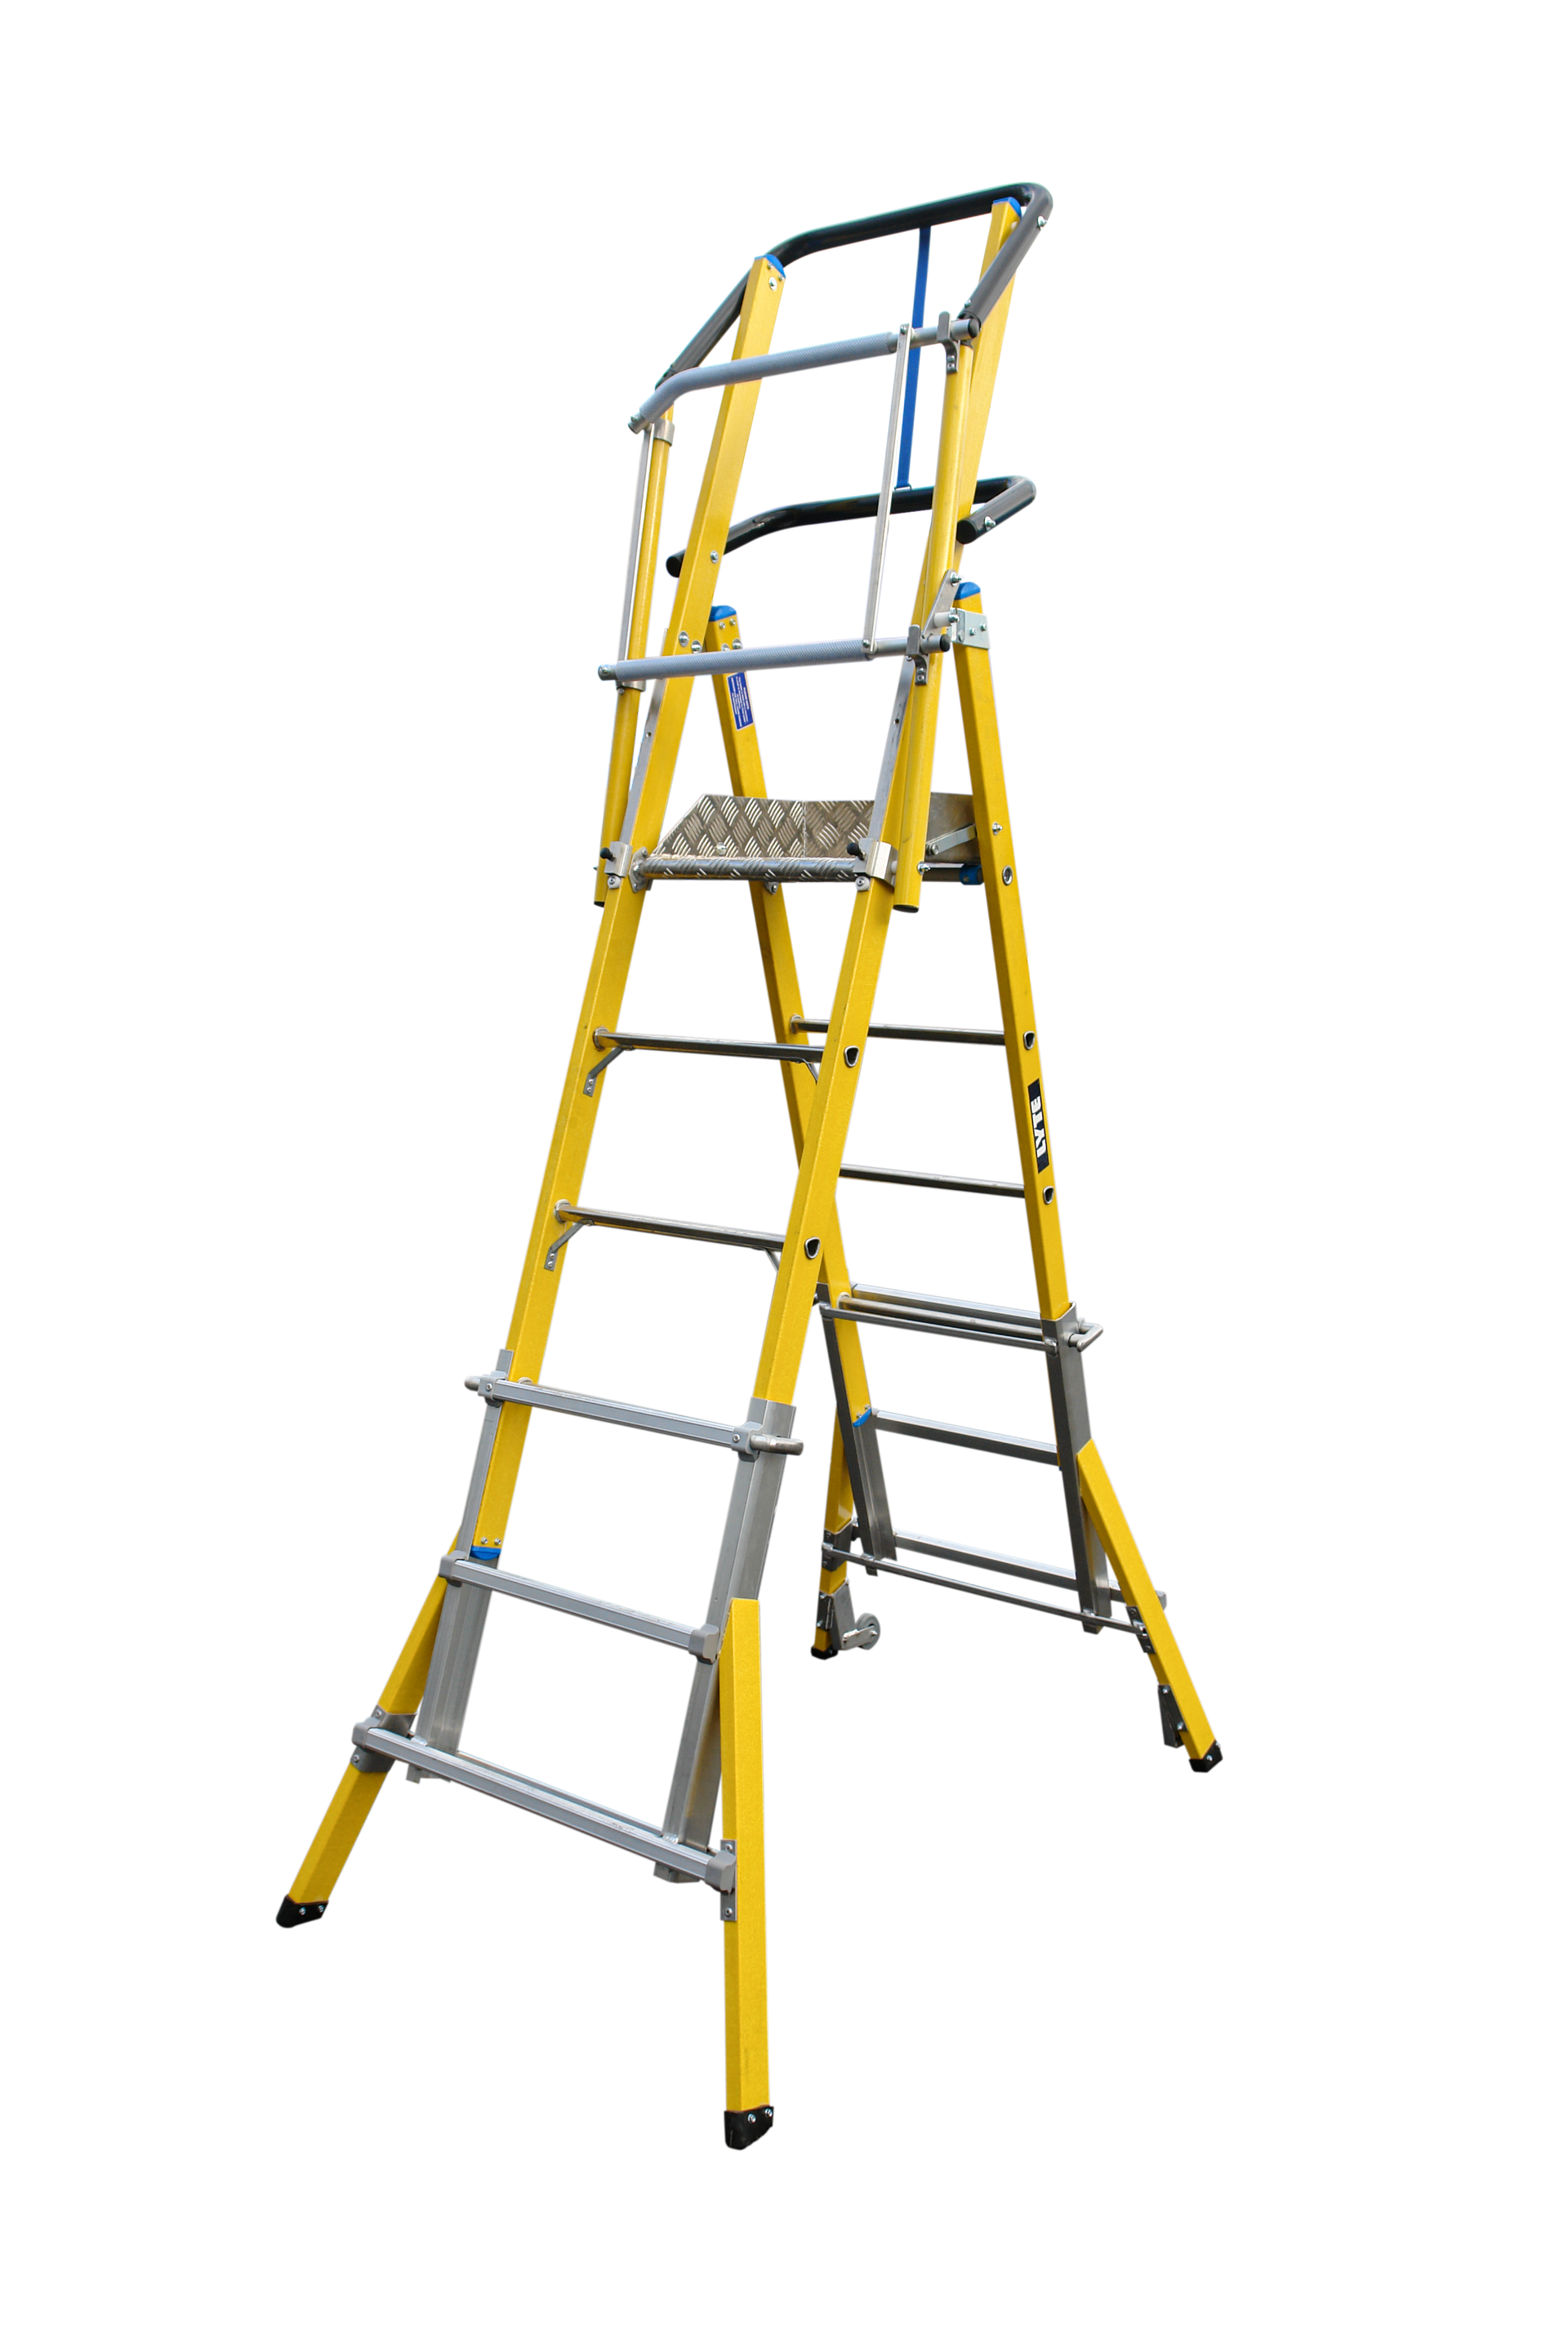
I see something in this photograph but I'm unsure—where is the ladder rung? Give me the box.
[792,1018,1005,1046]
[557,1202,785,1256]
[466,1374,803,1455]
[637,855,863,883]
[442,1553,720,1658]
[599,637,906,686]
[892,1527,1080,1594]
[822,1544,1135,1635]
[840,1161,1024,1200]
[851,1281,1045,1332]
[870,1408,1058,1468]
[822,1285,1047,1353]
[594,1027,822,1065]
[350,1721,735,1886]
[822,1303,1045,1354]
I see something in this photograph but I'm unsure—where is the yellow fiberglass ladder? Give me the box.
[278,181,1222,2150]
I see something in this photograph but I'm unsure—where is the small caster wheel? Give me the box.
[855,1614,880,1650]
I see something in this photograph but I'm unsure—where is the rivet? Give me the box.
[804,1236,821,1259]
[844,1045,859,1067]
[1002,866,1013,885]
[1023,1030,1036,1051]
[991,823,1001,835]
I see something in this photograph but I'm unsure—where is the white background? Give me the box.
[4,6,1564,2346]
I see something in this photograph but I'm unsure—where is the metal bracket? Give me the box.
[949,609,989,648]
[925,822,977,859]
[719,1838,737,1921]
[583,1041,629,1098]
[545,1215,589,1272]
[1040,1308,1104,1356]
[1157,1683,1187,1749]
[600,840,635,891]
[350,1705,415,1774]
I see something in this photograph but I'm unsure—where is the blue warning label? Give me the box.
[726,670,754,731]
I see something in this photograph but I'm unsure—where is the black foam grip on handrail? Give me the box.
[666,477,1025,577]
[657,182,1050,385]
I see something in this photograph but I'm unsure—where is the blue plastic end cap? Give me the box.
[955,581,982,602]
[470,1543,502,1563]
[1005,198,1022,217]
[764,254,786,276]
[959,863,983,886]
[710,604,737,622]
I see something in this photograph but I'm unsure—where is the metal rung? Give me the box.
[822,1545,1137,1635]
[465,1374,803,1455]
[893,1527,1081,1595]
[600,637,906,686]
[555,1201,785,1256]
[350,1721,735,1887]
[441,1552,720,1658]
[637,855,863,884]
[851,1281,1045,1332]
[593,1027,822,1065]
[791,1019,1004,1046]
[822,1290,1047,1353]
[870,1407,1058,1468]
[846,1282,1100,1353]
[840,1162,1024,1200]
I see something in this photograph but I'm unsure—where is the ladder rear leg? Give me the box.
[1076,1440,1222,1771]
[276,1575,448,1924]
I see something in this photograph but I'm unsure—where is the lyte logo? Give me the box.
[1027,1078,1049,1170]
[727,670,754,731]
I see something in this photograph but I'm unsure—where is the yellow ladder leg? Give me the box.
[278,1575,447,1922]
[719,1596,771,2147]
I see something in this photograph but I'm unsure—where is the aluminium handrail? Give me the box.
[657,180,1052,385]
[630,323,954,432]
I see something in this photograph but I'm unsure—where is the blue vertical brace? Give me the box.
[894,225,930,491]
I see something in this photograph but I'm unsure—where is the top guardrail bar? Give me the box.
[630,324,953,433]
[654,180,1053,388]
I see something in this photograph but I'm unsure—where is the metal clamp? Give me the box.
[350,1705,415,1774]
[719,1838,737,1921]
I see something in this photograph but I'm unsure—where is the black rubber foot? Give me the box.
[1189,1743,1223,1775]
[276,1895,327,1927]
[808,1643,836,1661]
[724,2105,775,2149]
